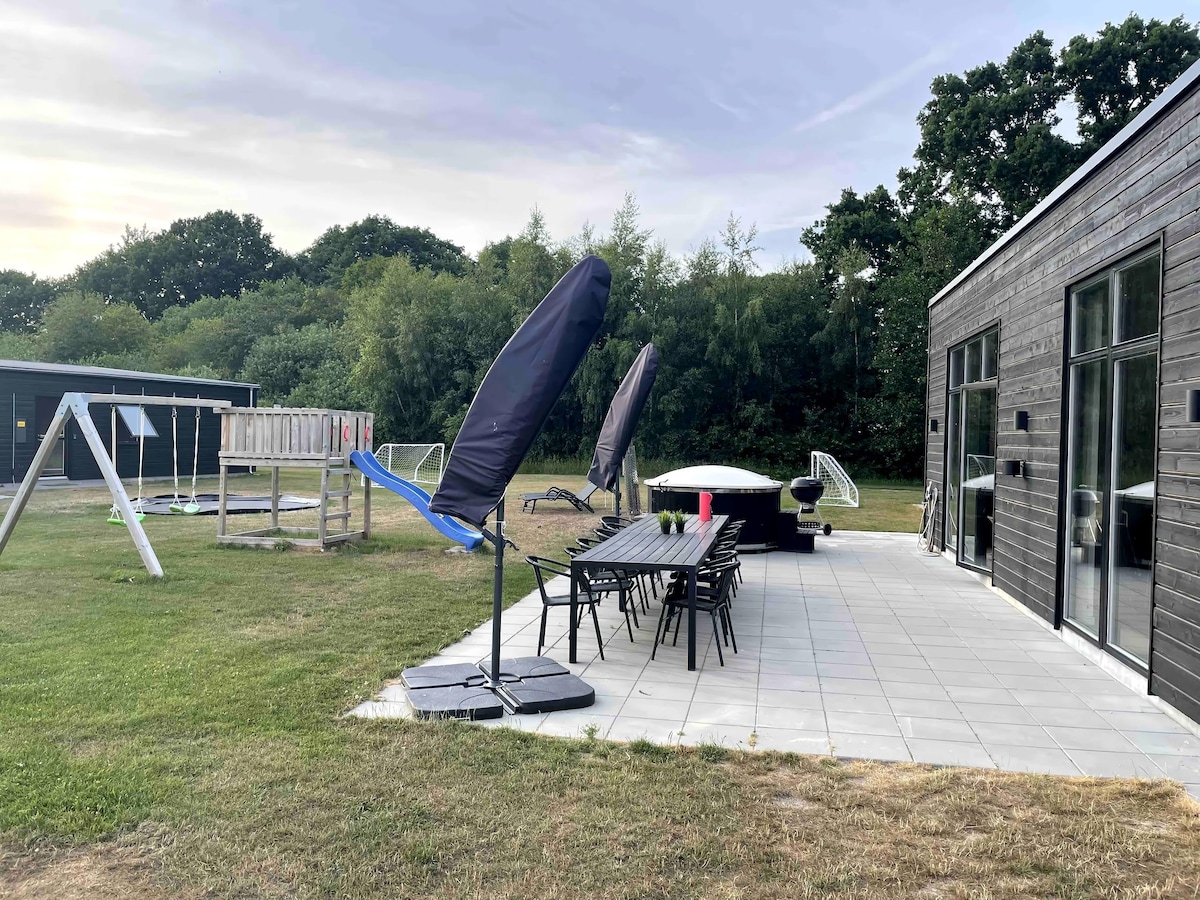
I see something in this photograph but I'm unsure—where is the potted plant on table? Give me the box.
[657,510,673,534]
[673,510,687,533]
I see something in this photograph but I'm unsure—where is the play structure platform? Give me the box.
[217,407,373,551]
[350,449,483,550]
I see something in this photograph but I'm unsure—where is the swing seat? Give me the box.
[107,511,146,525]
[182,502,202,515]
[169,500,187,513]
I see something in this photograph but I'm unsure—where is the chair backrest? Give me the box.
[577,536,601,549]
[601,516,632,529]
[526,555,566,600]
[595,526,619,540]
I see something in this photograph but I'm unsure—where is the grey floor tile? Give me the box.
[621,697,690,721]
[1123,730,1200,756]
[882,681,952,701]
[956,703,1038,725]
[898,716,978,742]
[753,727,832,755]
[830,732,912,762]
[970,722,1058,748]
[869,653,931,670]
[686,701,757,727]
[1083,693,1158,712]
[906,739,995,768]
[874,666,941,685]
[679,722,756,749]
[1024,706,1111,729]
[758,689,823,709]
[983,744,1081,776]
[1097,711,1191,734]
[626,681,697,702]
[944,686,1019,705]
[888,698,962,719]
[822,694,894,715]
[1064,749,1164,779]
[1146,755,1200,782]
[757,706,826,731]
[1010,690,1088,709]
[820,677,885,696]
[825,711,901,736]
[1044,726,1137,752]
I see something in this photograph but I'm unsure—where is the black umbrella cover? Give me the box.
[429,255,611,527]
[586,342,658,492]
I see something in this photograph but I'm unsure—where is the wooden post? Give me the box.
[0,402,71,556]
[317,464,329,548]
[217,465,229,539]
[362,478,372,539]
[270,466,280,529]
[70,403,164,578]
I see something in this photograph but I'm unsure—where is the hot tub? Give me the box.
[643,465,782,551]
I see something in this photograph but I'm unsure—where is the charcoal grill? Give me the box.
[791,476,833,536]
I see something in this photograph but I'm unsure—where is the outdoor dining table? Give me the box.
[569,513,729,670]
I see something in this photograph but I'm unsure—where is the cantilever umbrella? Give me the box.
[410,255,610,718]
[586,342,658,516]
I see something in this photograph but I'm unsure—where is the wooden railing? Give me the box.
[219,408,374,467]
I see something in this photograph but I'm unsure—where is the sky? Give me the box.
[1,0,1196,276]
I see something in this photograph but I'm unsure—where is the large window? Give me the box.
[945,327,998,573]
[1063,249,1160,667]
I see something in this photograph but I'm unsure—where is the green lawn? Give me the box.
[0,473,1196,898]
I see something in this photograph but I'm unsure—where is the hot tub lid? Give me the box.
[643,465,782,491]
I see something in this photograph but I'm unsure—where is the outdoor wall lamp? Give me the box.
[930,418,939,433]
[1015,410,1029,431]
[1003,459,1028,477]
[1189,389,1200,424]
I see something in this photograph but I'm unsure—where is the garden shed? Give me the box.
[1,360,257,485]
[925,58,1200,725]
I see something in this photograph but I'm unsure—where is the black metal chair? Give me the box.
[526,555,606,659]
[564,546,639,641]
[655,557,739,666]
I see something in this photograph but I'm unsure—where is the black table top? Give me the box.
[572,514,729,573]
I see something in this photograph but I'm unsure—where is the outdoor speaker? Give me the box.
[1189,389,1200,423]
[1015,410,1029,431]
[1003,460,1027,477]
[930,418,938,433]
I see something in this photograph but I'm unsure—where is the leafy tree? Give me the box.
[801,187,902,278]
[38,292,151,363]
[298,216,468,283]
[1060,15,1200,151]
[73,212,284,319]
[911,32,1074,228]
[240,325,342,403]
[0,270,59,333]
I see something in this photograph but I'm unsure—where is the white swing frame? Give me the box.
[0,392,231,578]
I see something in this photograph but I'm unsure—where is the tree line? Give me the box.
[1,14,1195,479]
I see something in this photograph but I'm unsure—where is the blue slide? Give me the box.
[350,450,485,551]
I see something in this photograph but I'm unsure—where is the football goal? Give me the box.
[811,451,859,508]
[371,443,446,485]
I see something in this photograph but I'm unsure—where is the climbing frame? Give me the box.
[216,407,374,551]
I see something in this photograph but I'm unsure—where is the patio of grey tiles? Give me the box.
[349,531,1200,798]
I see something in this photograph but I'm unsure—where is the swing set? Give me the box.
[0,392,232,577]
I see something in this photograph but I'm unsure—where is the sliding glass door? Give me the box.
[1062,250,1160,667]
[945,328,998,573]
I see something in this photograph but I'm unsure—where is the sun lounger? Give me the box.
[521,482,599,514]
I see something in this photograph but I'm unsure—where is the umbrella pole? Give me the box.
[487,497,505,688]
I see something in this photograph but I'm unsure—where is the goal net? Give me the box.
[811,451,859,508]
[373,443,446,485]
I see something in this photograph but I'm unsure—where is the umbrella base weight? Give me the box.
[400,657,594,719]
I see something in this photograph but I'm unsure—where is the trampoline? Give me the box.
[133,493,321,516]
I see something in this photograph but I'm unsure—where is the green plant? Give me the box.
[657,510,672,532]
[673,510,687,532]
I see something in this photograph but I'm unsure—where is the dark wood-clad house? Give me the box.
[1,360,257,485]
[925,59,1200,725]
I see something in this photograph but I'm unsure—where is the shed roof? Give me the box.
[0,359,257,391]
[929,57,1200,308]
